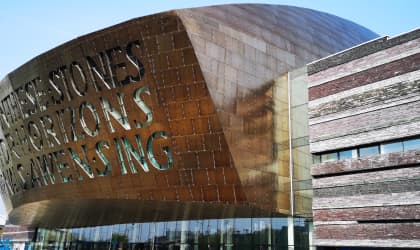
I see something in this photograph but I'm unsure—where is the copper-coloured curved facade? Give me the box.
[0,4,377,228]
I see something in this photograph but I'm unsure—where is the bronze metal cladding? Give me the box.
[0,4,377,227]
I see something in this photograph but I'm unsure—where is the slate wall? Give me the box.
[308,29,420,248]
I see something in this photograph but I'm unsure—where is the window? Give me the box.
[380,141,403,154]
[321,152,338,162]
[338,149,357,160]
[359,145,379,157]
[312,155,321,164]
[314,136,420,164]
[404,138,420,151]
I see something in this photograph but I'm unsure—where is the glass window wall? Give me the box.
[404,138,420,151]
[381,141,403,154]
[338,149,356,160]
[317,136,420,163]
[320,152,337,162]
[30,217,305,250]
[358,145,379,157]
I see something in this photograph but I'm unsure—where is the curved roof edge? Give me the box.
[1,4,378,83]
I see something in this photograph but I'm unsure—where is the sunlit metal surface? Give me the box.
[0,4,377,227]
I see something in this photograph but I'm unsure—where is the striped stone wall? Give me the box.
[308,29,420,248]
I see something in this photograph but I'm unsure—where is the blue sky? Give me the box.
[0,0,418,218]
[0,0,419,80]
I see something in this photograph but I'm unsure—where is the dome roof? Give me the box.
[0,4,377,227]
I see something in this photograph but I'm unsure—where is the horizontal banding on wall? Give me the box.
[311,150,420,176]
[308,28,420,75]
[313,205,420,221]
[308,38,420,87]
[308,69,420,113]
[312,166,420,189]
[308,52,420,101]
[313,191,420,210]
[314,223,420,240]
[309,79,420,120]
[309,100,420,143]
[313,179,420,198]
[310,121,420,153]
[314,239,420,249]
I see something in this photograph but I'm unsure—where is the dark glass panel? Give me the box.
[294,218,309,250]
[233,218,252,250]
[166,221,178,249]
[207,219,220,250]
[188,220,202,249]
[272,217,288,250]
[253,218,271,249]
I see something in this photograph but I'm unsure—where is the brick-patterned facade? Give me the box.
[309,52,420,100]
[308,29,420,249]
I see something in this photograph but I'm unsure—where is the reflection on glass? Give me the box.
[111,224,129,249]
[380,141,403,154]
[234,218,252,249]
[140,223,150,244]
[312,155,321,164]
[92,226,100,242]
[404,138,420,151]
[253,218,271,249]
[294,218,309,250]
[188,220,202,249]
[338,149,356,160]
[154,222,166,246]
[207,219,219,249]
[105,225,113,242]
[272,217,288,249]
[32,217,310,249]
[220,219,234,250]
[74,228,82,241]
[178,220,189,249]
[167,221,177,249]
[359,145,379,157]
[317,137,420,163]
[321,152,337,162]
[129,224,139,243]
